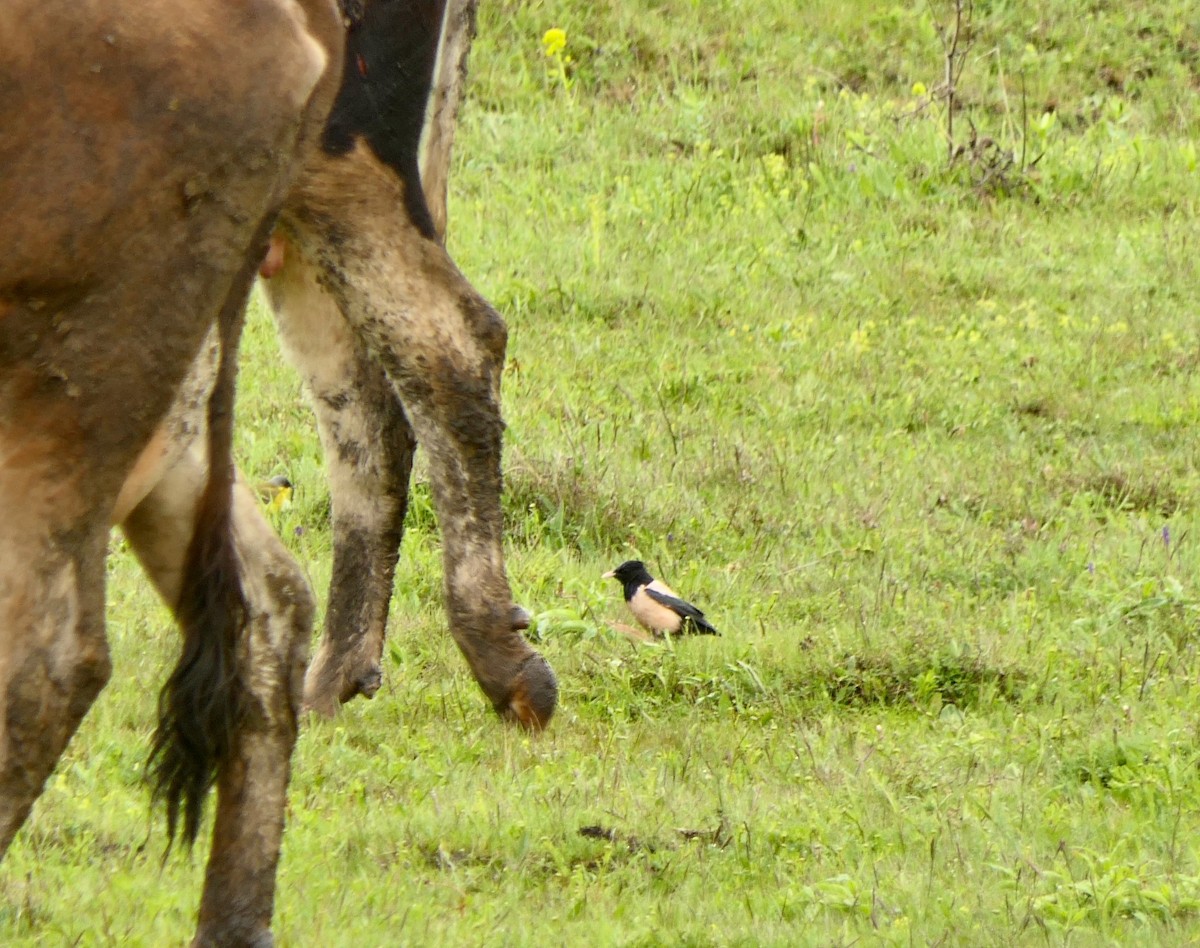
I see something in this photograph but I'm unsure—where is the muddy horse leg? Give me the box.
[271,0,520,718]
[280,0,554,727]
[122,453,314,945]
[0,515,110,853]
[265,255,416,715]
[288,150,555,728]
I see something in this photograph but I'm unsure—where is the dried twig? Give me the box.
[935,0,975,165]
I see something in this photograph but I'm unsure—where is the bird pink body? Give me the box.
[603,561,719,637]
[628,579,687,634]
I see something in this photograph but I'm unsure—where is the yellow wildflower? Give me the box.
[542,28,567,57]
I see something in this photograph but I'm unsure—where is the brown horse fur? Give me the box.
[0,0,342,943]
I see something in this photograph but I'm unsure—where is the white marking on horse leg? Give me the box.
[419,0,480,241]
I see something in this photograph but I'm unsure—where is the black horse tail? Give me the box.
[147,233,264,849]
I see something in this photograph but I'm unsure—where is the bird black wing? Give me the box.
[645,588,719,635]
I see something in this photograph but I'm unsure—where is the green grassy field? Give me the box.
[5,0,1200,943]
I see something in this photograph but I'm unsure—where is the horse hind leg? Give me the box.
[122,450,314,945]
[0,517,111,855]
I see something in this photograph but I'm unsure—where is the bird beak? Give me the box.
[602,570,615,579]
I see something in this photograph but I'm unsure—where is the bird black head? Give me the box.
[603,560,654,597]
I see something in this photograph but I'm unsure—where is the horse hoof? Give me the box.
[500,654,557,730]
[355,666,382,699]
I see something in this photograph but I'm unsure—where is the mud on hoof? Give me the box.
[301,657,382,717]
[497,653,558,730]
[355,666,382,699]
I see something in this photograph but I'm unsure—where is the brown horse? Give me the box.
[0,0,555,943]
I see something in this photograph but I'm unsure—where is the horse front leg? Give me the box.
[287,146,556,729]
[265,255,416,715]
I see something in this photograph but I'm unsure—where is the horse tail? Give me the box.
[147,239,260,848]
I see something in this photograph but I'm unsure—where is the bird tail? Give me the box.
[685,615,719,636]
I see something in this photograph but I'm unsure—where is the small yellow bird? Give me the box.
[256,474,293,511]
[603,560,719,637]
